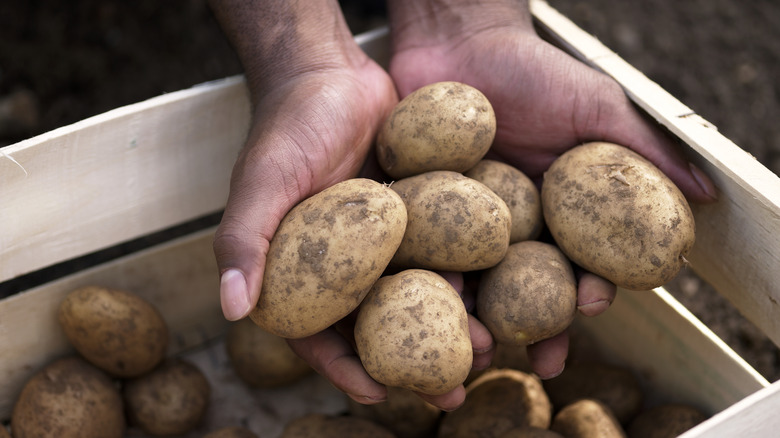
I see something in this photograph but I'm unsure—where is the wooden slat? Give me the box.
[0,228,226,421]
[530,0,780,347]
[680,381,780,437]
[0,76,250,283]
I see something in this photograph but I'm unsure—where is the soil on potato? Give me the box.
[1,0,778,383]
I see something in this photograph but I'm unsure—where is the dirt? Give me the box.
[1,0,779,383]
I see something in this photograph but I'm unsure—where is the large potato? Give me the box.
[391,171,511,271]
[377,81,496,179]
[355,269,472,395]
[465,159,543,243]
[11,356,125,438]
[550,399,626,438]
[626,404,707,438]
[348,386,441,438]
[250,178,407,338]
[542,142,695,290]
[57,285,168,377]
[477,241,577,347]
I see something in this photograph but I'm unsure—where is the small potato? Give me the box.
[543,362,643,425]
[477,241,577,346]
[123,358,210,436]
[11,356,125,438]
[355,269,472,395]
[550,399,626,438]
[251,178,407,339]
[0,426,9,438]
[203,426,259,438]
[348,386,441,438]
[57,285,168,377]
[465,159,543,243]
[280,413,397,438]
[438,369,552,438]
[391,171,511,271]
[226,318,312,388]
[500,427,564,438]
[377,81,496,179]
[627,404,707,438]
[542,142,695,290]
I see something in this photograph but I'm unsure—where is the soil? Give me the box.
[2,0,779,382]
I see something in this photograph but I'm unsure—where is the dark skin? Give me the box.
[208,0,717,412]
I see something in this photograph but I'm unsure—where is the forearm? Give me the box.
[386,0,534,50]
[208,0,359,100]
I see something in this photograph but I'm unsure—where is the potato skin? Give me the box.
[391,171,511,271]
[11,356,125,438]
[355,269,472,395]
[542,142,695,290]
[465,159,543,243]
[377,81,496,179]
[550,399,626,438]
[57,285,168,377]
[348,386,441,438]
[203,426,259,438]
[281,413,397,438]
[627,404,707,438]
[477,241,577,346]
[250,178,407,339]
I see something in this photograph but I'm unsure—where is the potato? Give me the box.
[627,404,707,438]
[355,269,472,395]
[11,356,125,438]
[57,285,168,377]
[499,427,564,438]
[550,399,626,438]
[280,413,397,438]
[348,386,441,438]
[541,142,695,290]
[477,241,577,346]
[465,159,543,243]
[123,358,210,436]
[438,369,552,438]
[0,426,9,438]
[203,426,259,438]
[390,171,511,271]
[377,81,496,179]
[250,178,407,339]
[226,317,312,388]
[543,362,643,425]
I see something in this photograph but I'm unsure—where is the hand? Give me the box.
[387,0,716,378]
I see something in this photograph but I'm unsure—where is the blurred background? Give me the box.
[1,0,778,379]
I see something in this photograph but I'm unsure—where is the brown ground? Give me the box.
[1,0,778,382]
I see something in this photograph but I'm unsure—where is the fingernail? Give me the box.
[578,299,611,317]
[689,162,717,201]
[221,269,251,321]
[347,394,386,405]
[539,361,565,380]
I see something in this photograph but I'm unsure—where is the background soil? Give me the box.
[1,0,779,383]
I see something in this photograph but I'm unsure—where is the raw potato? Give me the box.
[251,178,407,338]
[542,142,695,290]
[0,426,9,438]
[377,81,496,179]
[123,358,210,436]
[355,269,472,395]
[11,356,125,438]
[203,426,259,438]
[543,362,643,425]
[465,159,543,242]
[348,386,441,438]
[477,241,577,346]
[226,317,312,388]
[280,413,397,438]
[499,427,564,438]
[438,369,552,438]
[627,404,707,438]
[57,285,168,377]
[391,171,511,271]
[550,399,626,438]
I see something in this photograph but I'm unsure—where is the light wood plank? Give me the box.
[0,228,225,421]
[531,0,780,347]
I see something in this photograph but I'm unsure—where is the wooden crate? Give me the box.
[1,1,779,436]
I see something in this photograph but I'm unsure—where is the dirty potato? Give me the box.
[627,404,707,438]
[57,285,168,378]
[542,142,696,290]
[391,171,511,271]
[348,386,441,438]
[203,426,259,438]
[280,413,397,438]
[355,269,472,395]
[477,241,577,347]
[550,399,626,438]
[377,81,496,179]
[250,178,407,339]
[465,159,543,243]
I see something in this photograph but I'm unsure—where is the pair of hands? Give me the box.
[210,0,716,412]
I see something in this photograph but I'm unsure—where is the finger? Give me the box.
[415,385,467,412]
[468,314,495,371]
[287,328,387,405]
[576,272,617,317]
[526,330,569,379]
